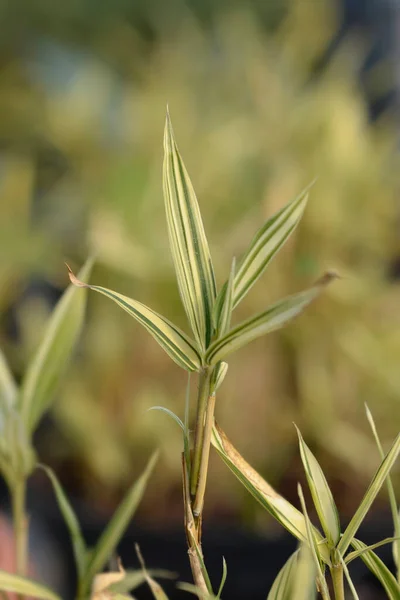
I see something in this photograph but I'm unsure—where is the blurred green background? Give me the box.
[1,0,400,531]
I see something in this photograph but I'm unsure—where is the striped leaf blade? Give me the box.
[163,111,217,350]
[338,432,400,556]
[267,551,299,600]
[233,184,311,308]
[211,422,330,564]
[296,426,340,546]
[213,258,236,338]
[19,258,93,434]
[67,267,201,372]
[365,405,400,578]
[206,273,336,365]
[297,484,329,599]
[350,539,400,600]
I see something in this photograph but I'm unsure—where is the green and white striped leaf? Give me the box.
[346,537,400,564]
[206,273,336,366]
[39,464,87,581]
[291,545,318,600]
[350,539,400,599]
[67,267,201,372]
[82,452,158,595]
[338,432,400,556]
[297,484,329,599]
[163,110,217,351]
[213,258,236,338]
[19,259,93,434]
[211,422,330,564]
[267,550,299,600]
[233,184,312,307]
[0,571,61,600]
[0,348,17,410]
[365,405,400,578]
[296,426,340,546]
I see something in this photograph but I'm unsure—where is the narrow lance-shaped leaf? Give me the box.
[19,258,93,434]
[338,432,400,556]
[350,539,400,600]
[233,183,312,307]
[163,110,217,350]
[291,544,318,600]
[38,465,87,581]
[211,422,330,564]
[296,426,340,546]
[82,452,158,595]
[213,258,236,338]
[67,267,201,373]
[297,484,329,599]
[0,571,61,600]
[206,272,337,366]
[365,404,400,580]
[267,550,299,600]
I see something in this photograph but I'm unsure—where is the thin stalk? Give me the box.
[331,565,345,600]
[193,393,216,518]
[190,368,211,497]
[12,478,28,600]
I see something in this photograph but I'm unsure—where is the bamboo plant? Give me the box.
[67,111,337,594]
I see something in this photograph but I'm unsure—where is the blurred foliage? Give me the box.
[1,0,400,529]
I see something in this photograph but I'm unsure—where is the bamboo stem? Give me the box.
[331,565,345,600]
[12,478,28,600]
[193,394,216,518]
[190,368,211,497]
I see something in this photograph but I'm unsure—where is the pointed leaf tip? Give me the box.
[65,263,88,288]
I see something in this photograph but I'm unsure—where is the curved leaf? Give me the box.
[38,464,87,581]
[350,539,400,599]
[163,110,217,350]
[296,426,340,546]
[206,273,336,365]
[211,422,330,564]
[338,432,400,556]
[83,452,158,594]
[233,184,312,307]
[267,551,299,600]
[67,267,201,372]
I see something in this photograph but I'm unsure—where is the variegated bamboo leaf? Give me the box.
[365,405,400,577]
[267,551,299,600]
[163,110,216,350]
[67,267,201,372]
[206,273,336,365]
[233,184,312,307]
[213,258,235,338]
[19,258,93,434]
[297,484,329,599]
[338,432,400,556]
[211,422,330,564]
[296,426,340,546]
[350,539,400,599]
